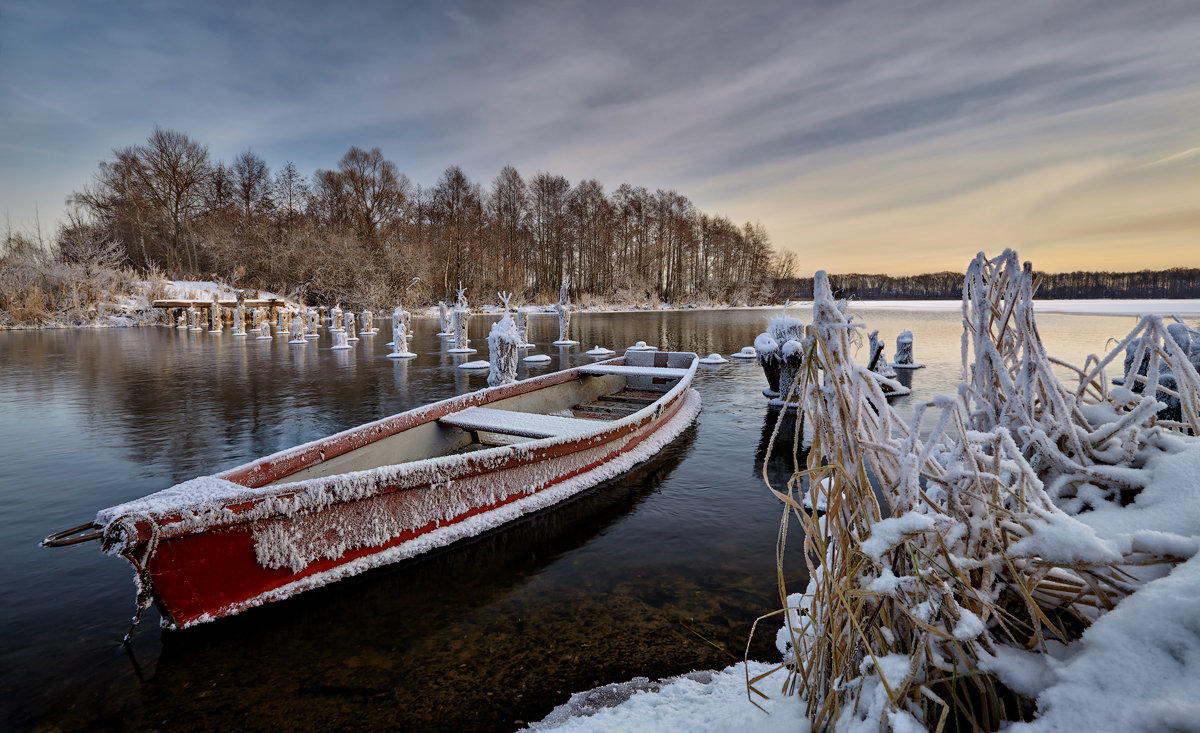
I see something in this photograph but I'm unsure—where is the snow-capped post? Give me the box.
[318,306,326,329]
[233,291,247,336]
[894,330,913,365]
[516,307,533,347]
[448,284,476,353]
[307,309,320,337]
[331,329,351,350]
[209,293,221,332]
[553,277,578,346]
[361,310,374,335]
[257,320,272,340]
[891,330,924,369]
[332,305,343,332]
[275,309,286,333]
[755,301,804,403]
[438,301,453,336]
[345,312,358,341]
[867,329,895,377]
[488,292,522,387]
[386,309,416,358]
[289,312,306,344]
[177,310,187,328]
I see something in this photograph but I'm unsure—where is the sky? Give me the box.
[2,0,1198,276]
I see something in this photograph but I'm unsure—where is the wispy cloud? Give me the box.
[1,0,1197,271]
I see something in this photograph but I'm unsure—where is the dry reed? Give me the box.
[749,250,1195,731]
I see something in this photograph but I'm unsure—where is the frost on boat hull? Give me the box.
[67,352,700,629]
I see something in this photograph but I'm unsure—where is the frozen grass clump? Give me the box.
[750,251,1196,731]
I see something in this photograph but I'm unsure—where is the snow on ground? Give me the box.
[532,418,1200,732]
[531,435,1200,732]
[526,662,808,732]
[1007,553,1200,733]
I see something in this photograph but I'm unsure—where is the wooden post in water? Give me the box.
[233,291,247,336]
[209,293,221,332]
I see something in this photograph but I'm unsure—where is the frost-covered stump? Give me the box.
[233,291,247,336]
[446,286,475,354]
[306,310,320,338]
[867,329,895,377]
[515,308,533,347]
[553,278,578,346]
[257,321,272,340]
[318,306,326,329]
[449,309,474,352]
[488,293,522,386]
[177,310,187,329]
[289,313,306,344]
[331,306,343,332]
[360,310,374,335]
[275,309,287,333]
[209,294,222,333]
[387,306,411,345]
[188,306,202,331]
[331,330,351,350]
[345,312,358,341]
[437,301,452,336]
[755,304,804,402]
[387,318,416,358]
[891,329,924,369]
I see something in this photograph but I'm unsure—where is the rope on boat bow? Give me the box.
[100,513,162,645]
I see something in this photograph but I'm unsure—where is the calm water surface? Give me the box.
[0,307,1178,731]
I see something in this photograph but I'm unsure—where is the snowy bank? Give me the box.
[528,663,807,732]
[535,252,1200,732]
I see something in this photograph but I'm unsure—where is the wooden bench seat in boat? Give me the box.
[438,407,598,439]
[576,365,690,379]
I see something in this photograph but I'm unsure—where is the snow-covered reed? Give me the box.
[752,251,1195,731]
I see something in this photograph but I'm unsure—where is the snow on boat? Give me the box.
[44,351,701,630]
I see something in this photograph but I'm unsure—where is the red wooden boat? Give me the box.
[44,351,701,630]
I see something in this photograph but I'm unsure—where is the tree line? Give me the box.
[778,268,1200,301]
[62,128,794,310]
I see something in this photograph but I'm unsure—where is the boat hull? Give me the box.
[141,387,700,627]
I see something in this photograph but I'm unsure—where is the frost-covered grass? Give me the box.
[0,250,162,329]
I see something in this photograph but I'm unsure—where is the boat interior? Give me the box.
[268,352,696,485]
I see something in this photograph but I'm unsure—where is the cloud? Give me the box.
[2,0,1198,272]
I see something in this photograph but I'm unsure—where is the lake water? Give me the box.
[0,306,1186,731]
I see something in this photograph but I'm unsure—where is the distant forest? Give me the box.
[57,128,793,309]
[778,268,1200,301]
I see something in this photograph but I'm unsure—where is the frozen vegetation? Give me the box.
[533,250,1200,732]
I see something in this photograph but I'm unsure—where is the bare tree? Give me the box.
[232,149,272,222]
[337,146,409,247]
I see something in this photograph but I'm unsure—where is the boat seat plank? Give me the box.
[438,407,598,439]
[577,365,689,379]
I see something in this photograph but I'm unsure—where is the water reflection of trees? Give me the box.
[141,427,697,731]
[64,323,468,482]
